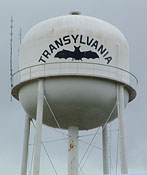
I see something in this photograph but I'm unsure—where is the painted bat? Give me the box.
[54,46,99,61]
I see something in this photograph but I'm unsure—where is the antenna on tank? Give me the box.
[10,16,13,101]
[19,27,22,45]
[18,27,22,66]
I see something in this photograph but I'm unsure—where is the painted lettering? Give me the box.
[87,36,94,46]
[98,45,107,55]
[49,44,57,53]
[54,38,63,48]
[42,50,50,58]
[103,51,109,57]
[91,40,98,50]
[71,34,79,43]
[105,57,112,64]
[39,56,46,63]
[80,35,86,44]
[63,35,71,45]
[38,34,113,64]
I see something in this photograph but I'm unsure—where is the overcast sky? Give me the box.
[0,0,147,175]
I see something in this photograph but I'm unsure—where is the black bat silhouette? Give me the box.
[54,46,99,61]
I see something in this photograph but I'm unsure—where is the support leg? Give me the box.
[21,113,31,175]
[117,85,128,173]
[68,126,79,175]
[102,124,109,174]
[33,79,44,175]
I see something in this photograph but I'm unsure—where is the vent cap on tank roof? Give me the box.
[69,11,81,15]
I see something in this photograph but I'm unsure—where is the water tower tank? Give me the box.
[12,14,137,130]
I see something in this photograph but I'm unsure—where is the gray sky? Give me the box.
[0,0,147,174]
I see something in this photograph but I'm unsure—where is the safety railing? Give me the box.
[12,62,138,91]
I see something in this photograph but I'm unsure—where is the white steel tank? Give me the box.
[12,14,137,130]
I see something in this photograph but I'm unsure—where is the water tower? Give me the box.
[12,13,137,175]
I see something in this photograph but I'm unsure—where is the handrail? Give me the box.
[12,62,138,91]
[12,61,138,83]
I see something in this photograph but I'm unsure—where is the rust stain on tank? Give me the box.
[59,27,80,35]
[51,27,54,34]
[68,143,74,152]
